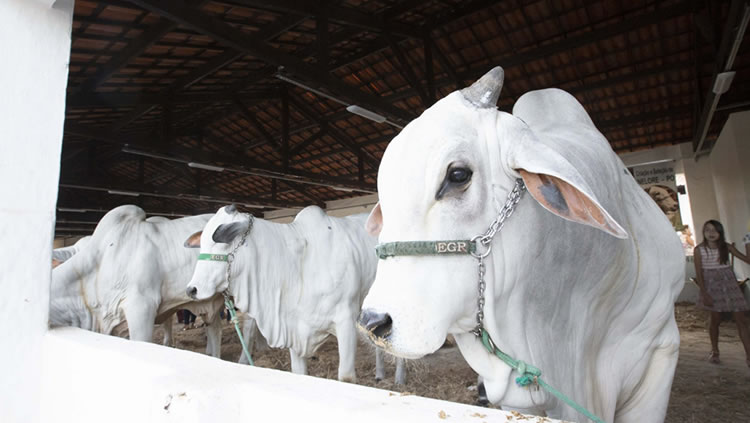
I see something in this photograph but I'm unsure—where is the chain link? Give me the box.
[478,179,526,246]
[471,179,525,336]
[472,256,486,336]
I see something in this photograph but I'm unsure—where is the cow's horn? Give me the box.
[460,66,504,109]
[225,204,237,214]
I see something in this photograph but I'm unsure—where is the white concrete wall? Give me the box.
[0,1,74,421]
[710,111,750,279]
[681,143,720,245]
[42,328,549,423]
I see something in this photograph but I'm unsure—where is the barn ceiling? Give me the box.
[57,0,750,236]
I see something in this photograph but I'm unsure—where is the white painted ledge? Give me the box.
[41,327,563,422]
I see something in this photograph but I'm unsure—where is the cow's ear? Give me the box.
[507,88,628,239]
[365,203,383,237]
[212,221,249,244]
[184,231,203,248]
[518,170,627,238]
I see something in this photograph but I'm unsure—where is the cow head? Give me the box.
[359,67,626,360]
[185,204,251,300]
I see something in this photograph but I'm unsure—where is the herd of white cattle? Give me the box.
[51,204,405,383]
[50,67,684,423]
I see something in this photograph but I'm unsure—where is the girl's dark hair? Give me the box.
[701,220,729,264]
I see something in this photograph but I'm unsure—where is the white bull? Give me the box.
[51,235,91,268]
[185,205,405,384]
[50,205,233,358]
[359,67,683,422]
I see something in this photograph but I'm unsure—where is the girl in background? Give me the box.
[694,220,750,367]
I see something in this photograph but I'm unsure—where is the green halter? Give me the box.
[198,253,229,262]
[375,240,477,259]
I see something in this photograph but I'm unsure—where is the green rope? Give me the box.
[479,329,605,423]
[224,294,253,366]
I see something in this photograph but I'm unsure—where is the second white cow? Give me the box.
[50,205,226,356]
[185,205,405,384]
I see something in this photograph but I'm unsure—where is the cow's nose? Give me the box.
[186,286,198,299]
[358,309,392,340]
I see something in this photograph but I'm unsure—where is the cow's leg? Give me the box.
[394,357,407,385]
[613,341,679,423]
[476,375,489,406]
[238,316,258,365]
[161,316,174,347]
[375,348,386,381]
[289,349,308,375]
[124,300,157,342]
[203,312,222,358]
[335,320,358,383]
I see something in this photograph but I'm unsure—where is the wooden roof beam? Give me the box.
[232,98,285,153]
[59,180,306,210]
[222,0,422,39]
[287,95,380,170]
[126,0,415,125]
[63,123,377,193]
[427,1,699,84]
[67,90,276,109]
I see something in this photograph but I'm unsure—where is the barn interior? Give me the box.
[4,1,750,422]
[57,0,750,242]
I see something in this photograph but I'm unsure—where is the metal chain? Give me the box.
[472,255,487,337]
[478,179,526,246]
[471,178,525,336]
[220,214,255,366]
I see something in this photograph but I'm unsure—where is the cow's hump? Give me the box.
[513,88,594,130]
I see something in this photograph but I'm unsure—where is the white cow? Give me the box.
[50,205,229,358]
[185,205,406,384]
[51,235,91,268]
[359,67,683,422]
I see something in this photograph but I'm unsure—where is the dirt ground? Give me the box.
[153,304,750,422]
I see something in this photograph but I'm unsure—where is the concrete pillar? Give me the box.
[0,1,74,422]
[680,142,720,244]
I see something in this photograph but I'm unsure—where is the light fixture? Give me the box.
[58,207,87,213]
[122,146,179,162]
[188,162,225,172]
[107,189,140,197]
[712,71,736,95]
[118,146,376,194]
[275,70,403,129]
[346,105,386,123]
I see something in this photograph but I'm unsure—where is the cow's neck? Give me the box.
[458,200,634,417]
[230,219,305,351]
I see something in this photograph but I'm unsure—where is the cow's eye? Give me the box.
[448,168,472,184]
[436,165,472,200]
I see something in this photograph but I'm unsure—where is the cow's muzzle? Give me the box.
[358,309,392,342]
[186,286,198,299]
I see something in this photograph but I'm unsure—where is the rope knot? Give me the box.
[513,360,541,387]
